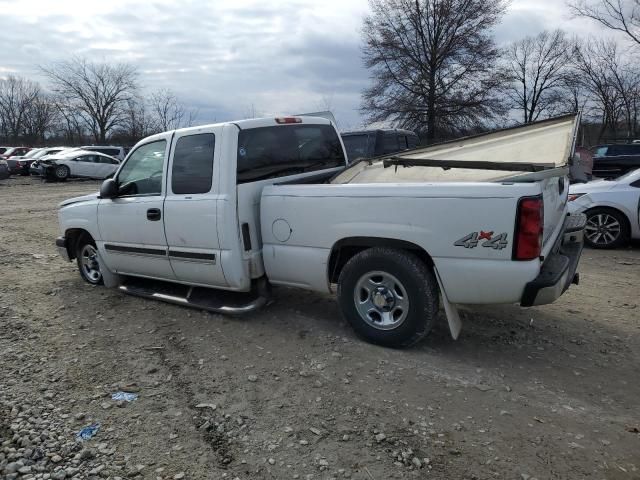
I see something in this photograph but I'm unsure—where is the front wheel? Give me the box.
[337,247,439,348]
[54,165,69,181]
[76,236,103,285]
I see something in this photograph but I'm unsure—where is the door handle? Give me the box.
[147,208,161,221]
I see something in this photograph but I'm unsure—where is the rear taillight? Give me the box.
[513,196,543,261]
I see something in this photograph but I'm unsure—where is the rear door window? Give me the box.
[237,124,345,183]
[383,133,399,154]
[616,144,640,155]
[171,133,215,194]
[607,146,625,156]
[97,156,118,164]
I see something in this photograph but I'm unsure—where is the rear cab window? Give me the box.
[171,134,215,194]
[237,124,345,184]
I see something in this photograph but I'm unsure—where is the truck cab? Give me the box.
[57,116,346,293]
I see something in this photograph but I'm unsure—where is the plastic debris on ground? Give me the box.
[111,391,139,402]
[76,423,101,441]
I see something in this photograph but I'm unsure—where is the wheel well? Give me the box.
[328,237,434,284]
[64,228,92,260]
[585,206,631,232]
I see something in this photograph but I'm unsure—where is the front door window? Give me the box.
[117,140,167,196]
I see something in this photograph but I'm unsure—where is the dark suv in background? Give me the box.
[341,129,419,163]
[592,143,640,179]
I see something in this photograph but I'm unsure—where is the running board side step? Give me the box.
[118,277,272,315]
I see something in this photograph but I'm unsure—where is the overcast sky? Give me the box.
[0,0,616,130]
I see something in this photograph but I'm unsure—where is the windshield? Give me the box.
[39,149,64,158]
[594,146,607,157]
[237,124,345,183]
[24,149,41,158]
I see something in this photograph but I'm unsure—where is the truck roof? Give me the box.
[132,115,334,151]
[341,128,417,136]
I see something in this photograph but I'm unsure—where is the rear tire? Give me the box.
[337,247,439,348]
[76,235,103,285]
[584,208,629,249]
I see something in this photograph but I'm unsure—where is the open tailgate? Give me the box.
[336,114,580,251]
[380,113,579,171]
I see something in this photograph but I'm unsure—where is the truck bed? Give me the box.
[258,114,579,305]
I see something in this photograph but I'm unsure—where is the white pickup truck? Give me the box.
[56,114,586,347]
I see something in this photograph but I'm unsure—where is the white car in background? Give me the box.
[31,149,120,181]
[568,169,640,248]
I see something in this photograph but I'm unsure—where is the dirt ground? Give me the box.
[1,177,639,480]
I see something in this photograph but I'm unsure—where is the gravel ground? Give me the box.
[1,177,639,480]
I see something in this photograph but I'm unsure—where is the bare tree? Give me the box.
[361,0,509,143]
[40,57,138,143]
[123,96,159,140]
[0,75,40,143]
[149,89,196,131]
[52,96,88,145]
[559,73,591,115]
[503,30,574,123]
[569,0,640,46]
[23,93,58,144]
[572,38,640,141]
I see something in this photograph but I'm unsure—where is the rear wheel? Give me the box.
[584,208,629,249]
[337,247,439,348]
[76,235,103,285]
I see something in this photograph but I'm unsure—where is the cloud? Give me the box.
[0,0,615,130]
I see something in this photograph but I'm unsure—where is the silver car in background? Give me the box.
[30,150,120,181]
[0,159,9,180]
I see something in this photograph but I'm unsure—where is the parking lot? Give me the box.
[1,177,639,479]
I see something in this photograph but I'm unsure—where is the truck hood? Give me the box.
[59,192,99,208]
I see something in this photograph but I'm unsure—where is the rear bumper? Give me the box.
[56,236,71,262]
[520,213,586,307]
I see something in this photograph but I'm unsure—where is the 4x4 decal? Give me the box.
[454,231,508,250]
